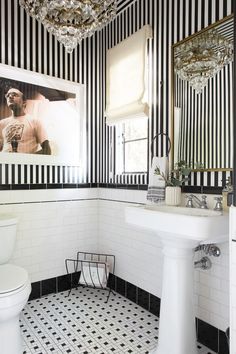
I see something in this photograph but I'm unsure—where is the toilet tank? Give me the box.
[0,215,18,264]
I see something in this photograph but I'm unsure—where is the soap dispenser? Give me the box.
[222,177,233,212]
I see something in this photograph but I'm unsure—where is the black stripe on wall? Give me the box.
[0,0,233,189]
[101,0,232,188]
[233,0,236,206]
[0,163,88,189]
[175,62,233,170]
[0,0,89,186]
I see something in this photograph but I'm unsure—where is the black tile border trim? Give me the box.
[29,274,228,354]
[99,184,222,194]
[0,183,99,191]
[182,186,223,194]
[98,183,148,190]
[0,182,222,194]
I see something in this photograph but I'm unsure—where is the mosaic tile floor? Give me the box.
[20,288,216,354]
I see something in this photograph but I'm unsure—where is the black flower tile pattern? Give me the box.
[21,288,216,354]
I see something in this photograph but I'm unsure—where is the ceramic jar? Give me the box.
[165,186,181,206]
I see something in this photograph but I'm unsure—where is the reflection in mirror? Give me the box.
[172,15,233,171]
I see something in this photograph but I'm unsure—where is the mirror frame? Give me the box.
[171,14,234,173]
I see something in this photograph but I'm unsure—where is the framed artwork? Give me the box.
[0,63,85,166]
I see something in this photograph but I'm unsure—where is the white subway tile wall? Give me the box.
[230,206,236,354]
[98,190,163,297]
[196,240,229,331]
[1,187,229,333]
[98,189,229,332]
[1,188,99,283]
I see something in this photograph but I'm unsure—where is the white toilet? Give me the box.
[0,215,31,354]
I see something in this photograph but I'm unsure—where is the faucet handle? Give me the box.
[200,195,208,209]
[214,196,223,201]
[214,196,223,212]
[185,194,194,208]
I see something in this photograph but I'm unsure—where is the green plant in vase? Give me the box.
[154,160,191,186]
[154,161,191,206]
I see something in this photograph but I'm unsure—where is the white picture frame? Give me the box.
[0,63,85,167]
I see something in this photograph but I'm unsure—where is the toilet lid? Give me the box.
[0,264,28,294]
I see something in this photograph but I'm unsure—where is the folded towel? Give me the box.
[79,262,109,288]
[147,156,169,204]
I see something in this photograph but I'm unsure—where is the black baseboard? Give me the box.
[29,274,229,354]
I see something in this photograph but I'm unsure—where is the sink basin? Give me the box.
[126,204,228,245]
[125,204,229,354]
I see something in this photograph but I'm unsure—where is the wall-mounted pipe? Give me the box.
[194,256,212,270]
[195,244,221,257]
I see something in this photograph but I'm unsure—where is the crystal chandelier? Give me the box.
[19,0,117,53]
[174,29,233,94]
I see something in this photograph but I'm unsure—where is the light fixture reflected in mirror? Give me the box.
[172,15,234,172]
[19,0,117,53]
[174,29,233,93]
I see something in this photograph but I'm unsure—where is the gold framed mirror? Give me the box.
[171,14,234,172]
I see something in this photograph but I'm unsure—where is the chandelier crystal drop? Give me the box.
[19,0,117,53]
[174,29,233,94]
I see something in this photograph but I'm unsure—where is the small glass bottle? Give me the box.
[222,177,233,212]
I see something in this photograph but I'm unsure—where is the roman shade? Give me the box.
[105,25,153,125]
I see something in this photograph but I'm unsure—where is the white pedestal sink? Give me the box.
[125,205,229,354]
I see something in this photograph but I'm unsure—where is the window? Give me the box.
[115,118,148,174]
[106,25,152,180]
[106,25,152,124]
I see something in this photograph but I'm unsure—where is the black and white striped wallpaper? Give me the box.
[175,62,233,170]
[0,164,86,189]
[101,0,233,190]
[0,0,100,188]
[0,0,234,191]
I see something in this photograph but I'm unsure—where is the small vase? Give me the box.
[165,186,181,206]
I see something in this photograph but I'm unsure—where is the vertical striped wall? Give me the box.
[176,62,233,170]
[100,0,233,189]
[0,0,100,187]
[0,0,233,190]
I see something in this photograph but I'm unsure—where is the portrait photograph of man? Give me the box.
[1,87,51,155]
[0,78,79,161]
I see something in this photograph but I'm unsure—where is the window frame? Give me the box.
[114,119,149,176]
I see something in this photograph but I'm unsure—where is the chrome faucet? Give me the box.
[185,195,194,208]
[213,197,223,212]
[185,194,208,209]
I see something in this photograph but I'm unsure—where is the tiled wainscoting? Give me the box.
[230,207,236,354]
[231,240,236,353]
[1,187,229,353]
[98,189,229,331]
[0,188,99,282]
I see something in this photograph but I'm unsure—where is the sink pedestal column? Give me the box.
[150,238,198,354]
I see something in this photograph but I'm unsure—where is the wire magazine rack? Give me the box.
[65,251,116,303]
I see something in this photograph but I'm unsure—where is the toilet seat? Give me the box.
[0,264,28,295]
